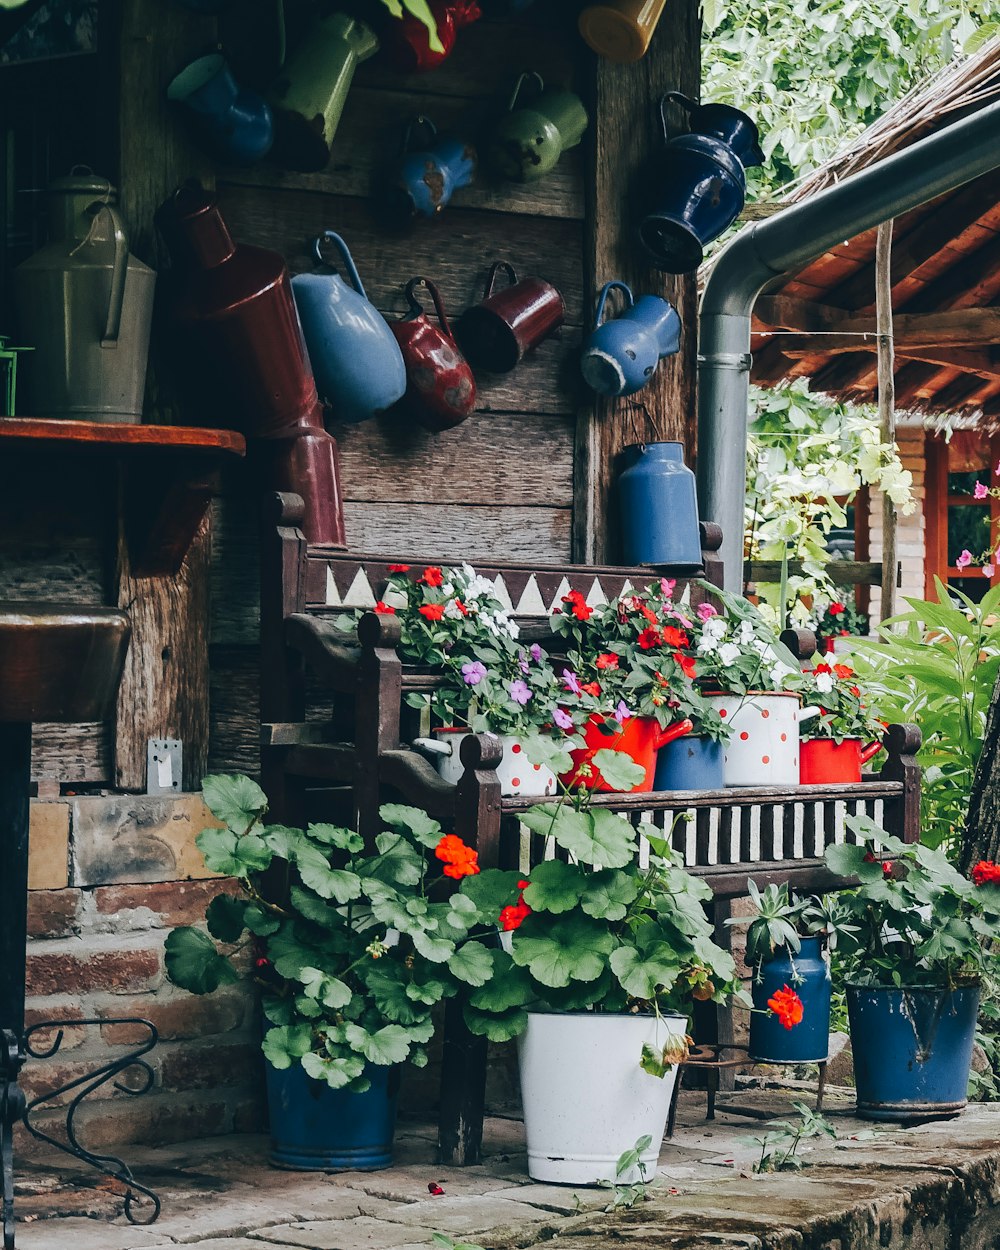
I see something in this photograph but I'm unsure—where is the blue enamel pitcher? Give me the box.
[580,280,681,397]
[291,232,406,423]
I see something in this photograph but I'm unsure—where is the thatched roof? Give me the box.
[746,37,1000,422]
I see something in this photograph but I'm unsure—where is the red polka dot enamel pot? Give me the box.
[412,728,556,796]
[705,691,818,787]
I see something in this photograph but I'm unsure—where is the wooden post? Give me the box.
[112,0,217,789]
[876,220,898,623]
[574,2,701,564]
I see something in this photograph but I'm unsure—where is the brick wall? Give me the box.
[866,422,927,619]
[20,794,263,1155]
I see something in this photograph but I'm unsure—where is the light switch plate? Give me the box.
[147,738,183,794]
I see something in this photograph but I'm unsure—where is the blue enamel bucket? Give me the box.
[654,736,724,790]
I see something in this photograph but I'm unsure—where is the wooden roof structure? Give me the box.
[748,38,1000,421]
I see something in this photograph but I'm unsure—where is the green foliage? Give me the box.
[850,578,1000,852]
[601,1135,656,1210]
[826,813,1000,987]
[165,774,484,1091]
[735,881,855,980]
[741,1101,837,1173]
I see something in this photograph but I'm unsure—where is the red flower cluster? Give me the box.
[419,603,446,622]
[596,652,620,670]
[660,625,690,649]
[388,563,410,573]
[767,985,804,1030]
[637,627,661,650]
[972,861,1000,886]
[419,566,444,587]
[580,680,602,696]
[374,601,396,615]
[833,663,854,679]
[499,879,532,931]
[434,834,480,879]
[829,602,846,615]
[674,651,696,679]
[562,589,593,622]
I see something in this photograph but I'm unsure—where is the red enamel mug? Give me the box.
[389,277,477,431]
[458,260,565,373]
[561,714,693,793]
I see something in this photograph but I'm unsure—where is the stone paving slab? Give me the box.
[247,1216,440,1249]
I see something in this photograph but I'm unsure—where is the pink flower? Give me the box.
[995,460,1000,477]
[975,481,989,500]
[563,671,582,695]
[530,643,543,663]
[613,700,632,723]
[462,660,487,686]
[509,680,531,705]
[956,550,973,569]
[660,578,676,598]
[696,603,719,621]
[553,707,574,730]
[985,565,996,579]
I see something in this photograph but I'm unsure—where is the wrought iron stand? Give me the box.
[0,722,160,1248]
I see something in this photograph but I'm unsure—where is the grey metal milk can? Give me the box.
[14,171,155,423]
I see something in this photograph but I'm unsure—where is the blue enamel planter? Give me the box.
[266,1062,401,1170]
[847,984,979,1122]
[750,937,831,1063]
[654,736,724,791]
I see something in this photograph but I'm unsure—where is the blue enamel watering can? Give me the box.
[291,232,406,423]
[580,280,681,397]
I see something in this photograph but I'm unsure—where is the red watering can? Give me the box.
[799,737,882,785]
[562,715,693,793]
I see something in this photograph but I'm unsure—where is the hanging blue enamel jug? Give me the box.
[291,232,406,423]
[382,116,477,224]
[662,91,764,168]
[580,280,681,397]
[618,441,702,568]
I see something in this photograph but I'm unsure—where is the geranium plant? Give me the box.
[165,775,494,1091]
[826,814,1000,988]
[798,660,883,745]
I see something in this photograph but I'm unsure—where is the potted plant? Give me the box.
[798,659,885,784]
[165,774,492,1169]
[688,585,811,787]
[813,595,870,654]
[825,814,1000,1122]
[348,562,569,796]
[735,881,844,1064]
[457,750,745,1185]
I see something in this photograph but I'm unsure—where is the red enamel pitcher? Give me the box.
[799,737,882,785]
[562,715,693,793]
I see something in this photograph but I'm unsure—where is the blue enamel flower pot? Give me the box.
[749,936,831,1063]
[654,735,724,791]
[266,1062,401,1170]
[847,984,979,1122]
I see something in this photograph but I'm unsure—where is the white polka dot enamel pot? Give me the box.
[412,729,557,797]
[705,691,819,787]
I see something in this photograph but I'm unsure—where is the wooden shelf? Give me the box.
[0,417,247,576]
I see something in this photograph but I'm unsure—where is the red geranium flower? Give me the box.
[580,680,602,696]
[562,589,593,622]
[434,834,480,879]
[596,653,620,670]
[673,651,697,679]
[388,564,410,573]
[419,603,446,621]
[499,900,531,931]
[833,663,854,679]
[374,601,396,615]
[419,566,444,587]
[813,662,833,675]
[640,605,659,627]
[829,602,846,615]
[767,985,804,1030]
[637,627,661,650]
[972,861,1000,886]
[660,625,690,649]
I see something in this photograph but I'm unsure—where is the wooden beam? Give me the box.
[876,221,896,623]
[573,5,700,564]
[754,294,851,332]
[769,306,1000,353]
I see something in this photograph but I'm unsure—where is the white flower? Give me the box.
[465,575,496,603]
[769,661,799,687]
[737,620,756,645]
[440,582,455,597]
[443,598,465,620]
[814,672,834,694]
[718,641,742,666]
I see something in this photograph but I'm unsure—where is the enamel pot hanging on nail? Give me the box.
[486,72,589,183]
[167,54,274,165]
[381,116,476,225]
[457,261,564,373]
[389,277,476,431]
[580,280,681,397]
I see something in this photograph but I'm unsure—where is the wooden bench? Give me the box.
[258,492,921,1165]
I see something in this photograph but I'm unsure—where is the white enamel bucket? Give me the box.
[706,691,818,786]
[412,729,556,797]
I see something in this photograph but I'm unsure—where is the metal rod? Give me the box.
[876,221,898,622]
[697,96,1000,589]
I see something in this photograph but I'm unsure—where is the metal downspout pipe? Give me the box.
[696,96,1000,590]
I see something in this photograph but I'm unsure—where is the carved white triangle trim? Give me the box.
[585,578,607,607]
[325,566,341,606]
[344,569,376,609]
[492,576,514,611]
[515,575,547,617]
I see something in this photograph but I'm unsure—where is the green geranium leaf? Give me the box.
[521,731,579,776]
[459,869,524,925]
[348,1023,411,1066]
[522,860,586,914]
[448,940,494,987]
[592,747,646,793]
[609,943,682,1000]
[512,914,614,987]
[298,966,353,1009]
[288,885,339,928]
[262,1023,313,1070]
[164,926,238,994]
[581,869,640,921]
[464,1003,529,1042]
[308,823,365,853]
[412,928,455,964]
[365,964,428,1026]
[196,826,272,877]
[825,842,882,880]
[301,1051,365,1088]
[244,903,282,937]
[205,894,248,942]
[379,803,443,848]
[405,975,449,1005]
[262,824,304,859]
[202,773,268,830]
[468,950,535,1011]
[531,806,637,869]
[294,842,363,903]
[358,832,424,886]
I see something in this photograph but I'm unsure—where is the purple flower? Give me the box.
[975,481,989,500]
[562,670,581,695]
[509,680,531,705]
[613,700,633,724]
[518,655,530,674]
[985,564,996,579]
[696,603,719,621]
[553,707,574,730]
[462,660,487,686]
[530,643,543,663]
[957,549,973,569]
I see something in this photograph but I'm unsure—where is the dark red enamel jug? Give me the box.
[390,277,476,430]
[155,187,345,545]
[458,260,564,373]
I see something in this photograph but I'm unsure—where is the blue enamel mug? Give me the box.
[167,54,274,166]
[384,117,477,223]
[580,281,682,397]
